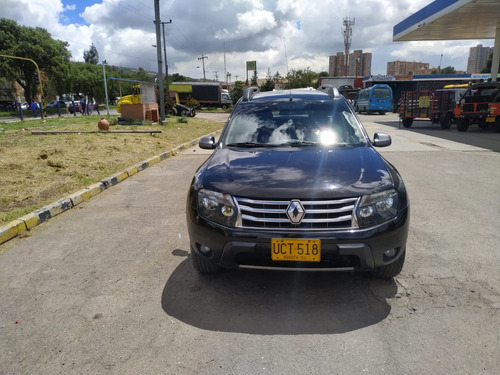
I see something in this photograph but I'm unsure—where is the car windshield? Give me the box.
[223,100,366,147]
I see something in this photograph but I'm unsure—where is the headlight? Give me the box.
[198,189,240,227]
[355,189,399,228]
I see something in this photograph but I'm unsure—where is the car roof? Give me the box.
[242,86,343,103]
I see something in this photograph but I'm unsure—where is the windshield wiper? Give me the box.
[226,142,268,147]
[279,141,320,147]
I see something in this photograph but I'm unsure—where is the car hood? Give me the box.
[199,146,394,199]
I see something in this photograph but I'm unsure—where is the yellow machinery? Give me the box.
[116,85,141,113]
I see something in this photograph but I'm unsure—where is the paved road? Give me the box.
[1,112,499,374]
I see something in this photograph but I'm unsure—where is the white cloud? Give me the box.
[1,0,495,80]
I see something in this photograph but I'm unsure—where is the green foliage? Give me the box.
[251,71,258,86]
[186,96,200,109]
[480,53,500,74]
[260,77,275,92]
[83,43,99,64]
[229,81,244,104]
[285,67,318,88]
[441,66,456,74]
[0,18,71,101]
[170,73,191,82]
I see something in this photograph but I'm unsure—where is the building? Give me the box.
[328,52,345,77]
[387,60,430,75]
[466,44,493,73]
[329,50,371,77]
[348,50,372,77]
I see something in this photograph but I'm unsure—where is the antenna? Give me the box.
[342,17,355,76]
[283,37,289,74]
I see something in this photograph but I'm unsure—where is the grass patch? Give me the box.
[0,114,223,225]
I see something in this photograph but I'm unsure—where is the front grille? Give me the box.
[463,103,489,113]
[235,196,359,230]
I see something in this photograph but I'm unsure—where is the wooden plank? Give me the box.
[32,130,162,135]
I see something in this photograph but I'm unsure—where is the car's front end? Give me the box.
[186,87,410,277]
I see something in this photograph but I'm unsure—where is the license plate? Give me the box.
[486,117,495,122]
[271,238,321,262]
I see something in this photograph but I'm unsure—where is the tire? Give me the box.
[440,115,452,129]
[477,119,488,129]
[167,107,178,116]
[191,247,220,273]
[402,117,413,128]
[457,118,469,132]
[371,250,406,278]
[495,117,500,133]
[379,111,386,115]
[189,109,196,117]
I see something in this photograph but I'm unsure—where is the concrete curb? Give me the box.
[0,130,221,246]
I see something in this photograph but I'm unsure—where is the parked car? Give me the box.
[44,100,67,109]
[186,86,410,278]
[67,102,83,114]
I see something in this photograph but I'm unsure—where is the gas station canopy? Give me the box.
[393,0,499,41]
[393,0,500,79]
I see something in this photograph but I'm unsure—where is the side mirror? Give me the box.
[373,132,391,147]
[199,136,216,150]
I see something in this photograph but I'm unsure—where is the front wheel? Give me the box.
[440,114,452,129]
[457,118,470,132]
[371,250,406,278]
[402,117,413,128]
[191,246,220,273]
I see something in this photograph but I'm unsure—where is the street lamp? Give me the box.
[102,60,110,115]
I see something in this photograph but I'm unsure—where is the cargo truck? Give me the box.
[456,82,500,132]
[169,82,232,109]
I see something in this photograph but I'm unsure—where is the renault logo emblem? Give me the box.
[286,200,305,224]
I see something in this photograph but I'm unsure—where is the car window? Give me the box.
[224,101,366,147]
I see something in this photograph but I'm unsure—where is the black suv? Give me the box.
[186,86,409,278]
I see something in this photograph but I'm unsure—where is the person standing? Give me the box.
[30,100,37,117]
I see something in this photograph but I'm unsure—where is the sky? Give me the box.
[1,0,495,82]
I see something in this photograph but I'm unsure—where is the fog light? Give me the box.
[384,248,397,258]
[198,245,212,256]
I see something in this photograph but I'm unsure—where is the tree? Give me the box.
[481,52,500,74]
[251,71,258,86]
[285,68,318,88]
[0,18,71,101]
[260,76,275,92]
[441,66,456,74]
[229,81,244,105]
[83,43,99,65]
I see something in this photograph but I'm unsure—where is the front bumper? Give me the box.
[187,206,409,272]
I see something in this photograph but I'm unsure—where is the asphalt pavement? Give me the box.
[1,112,499,374]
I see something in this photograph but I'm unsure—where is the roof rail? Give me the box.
[243,87,260,101]
[317,84,339,99]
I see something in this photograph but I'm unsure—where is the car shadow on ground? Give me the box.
[161,251,397,335]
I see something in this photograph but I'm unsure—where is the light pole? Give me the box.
[102,60,110,115]
[154,0,165,124]
[161,20,172,101]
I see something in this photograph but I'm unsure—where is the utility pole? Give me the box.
[154,0,165,123]
[213,71,218,81]
[102,60,110,115]
[160,20,172,102]
[342,17,355,76]
[198,54,208,81]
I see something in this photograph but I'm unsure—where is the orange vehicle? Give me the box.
[456,82,500,132]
